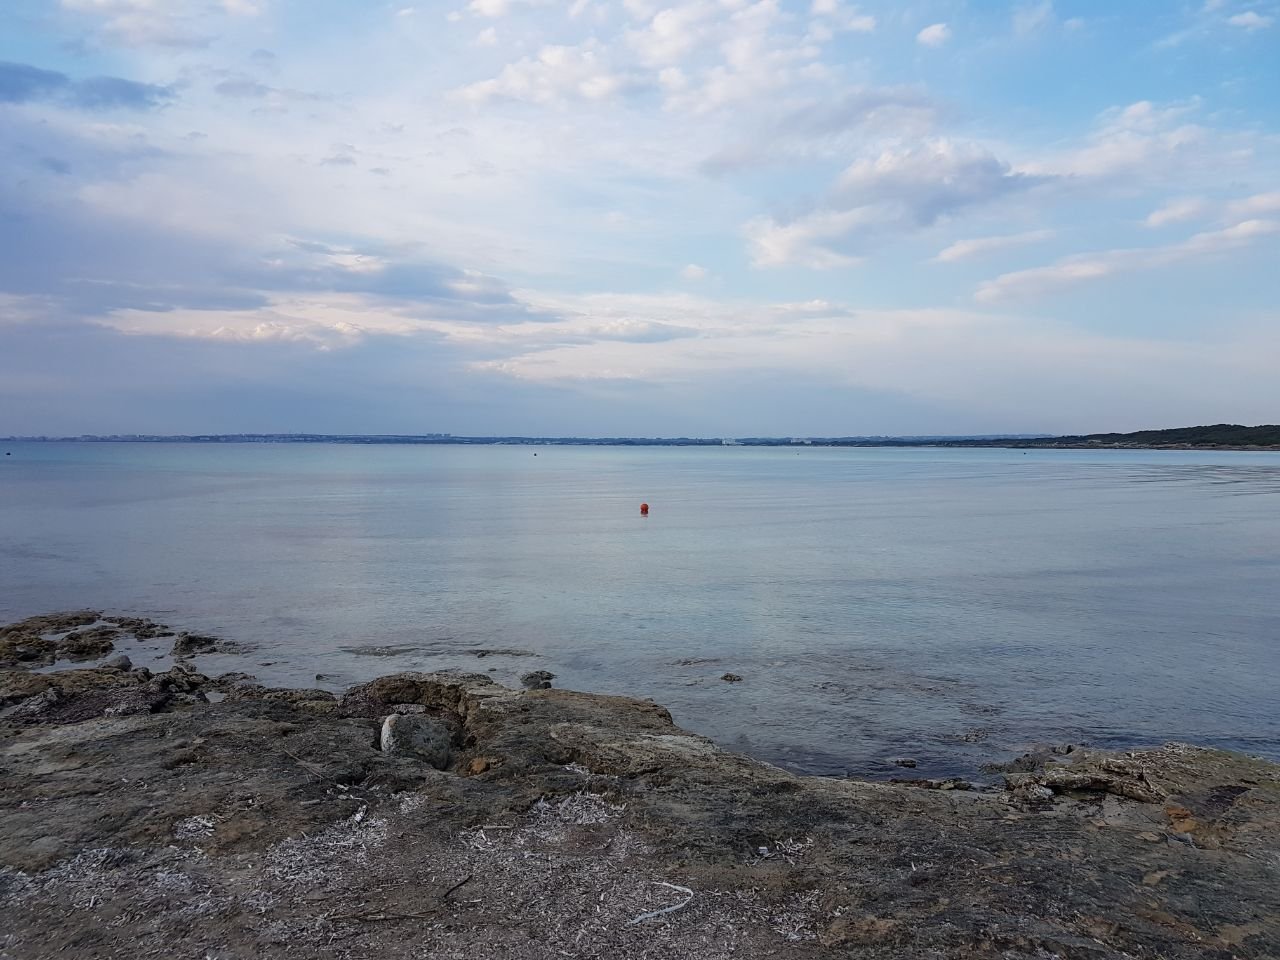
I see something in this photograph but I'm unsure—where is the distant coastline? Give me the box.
[4,423,1279,451]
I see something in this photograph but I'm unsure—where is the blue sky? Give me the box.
[1,0,1277,436]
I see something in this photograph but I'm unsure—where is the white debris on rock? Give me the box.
[262,809,390,890]
[173,815,216,840]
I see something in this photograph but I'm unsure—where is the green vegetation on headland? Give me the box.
[3,424,1278,449]
[1043,423,1280,449]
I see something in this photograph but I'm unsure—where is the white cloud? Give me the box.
[1227,11,1273,29]
[623,0,658,19]
[834,141,1034,213]
[809,0,875,32]
[975,219,1279,301]
[680,263,709,281]
[1145,197,1210,228]
[746,140,1038,268]
[456,290,1280,438]
[934,229,1054,262]
[1013,1,1054,36]
[475,26,498,46]
[468,0,507,15]
[1227,191,1280,218]
[99,294,425,349]
[1023,100,1209,180]
[1145,192,1280,227]
[622,0,841,114]
[456,44,633,104]
[59,0,255,46]
[627,1,721,67]
[916,23,950,47]
[745,209,869,269]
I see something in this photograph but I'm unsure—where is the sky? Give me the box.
[1,0,1278,437]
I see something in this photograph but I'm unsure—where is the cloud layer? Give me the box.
[1,0,1278,435]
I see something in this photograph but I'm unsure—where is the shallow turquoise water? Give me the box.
[2,441,1278,777]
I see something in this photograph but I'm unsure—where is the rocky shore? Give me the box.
[1,613,1278,959]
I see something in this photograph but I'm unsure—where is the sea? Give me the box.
[2,441,1278,778]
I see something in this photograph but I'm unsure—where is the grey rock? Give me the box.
[171,632,218,657]
[380,714,452,769]
[520,670,556,690]
[721,673,744,683]
[102,654,133,671]
[892,777,974,791]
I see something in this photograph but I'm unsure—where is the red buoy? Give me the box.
[640,502,649,516]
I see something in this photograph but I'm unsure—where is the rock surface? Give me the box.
[0,663,1277,959]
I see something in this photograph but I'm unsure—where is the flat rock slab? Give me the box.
[1,665,1277,960]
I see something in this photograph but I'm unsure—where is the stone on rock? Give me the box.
[380,713,452,769]
[102,654,133,671]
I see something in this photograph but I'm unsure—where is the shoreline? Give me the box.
[3,614,1279,957]
[5,437,1280,452]
[8,611,1274,781]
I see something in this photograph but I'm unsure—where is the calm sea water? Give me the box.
[2,441,1278,777]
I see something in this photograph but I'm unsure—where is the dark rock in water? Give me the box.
[0,637,56,667]
[380,713,452,769]
[942,728,989,744]
[102,654,133,672]
[471,648,537,658]
[0,611,109,668]
[520,670,556,690]
[721,673,744,683]
[891,757,917,768]
[56,626,119,661]
[341,643,420,657]
[982,743,1081,775]
[1,611,100,641]
[103,616,172,640]
[170,632,248,658]
[171,632,220,657]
